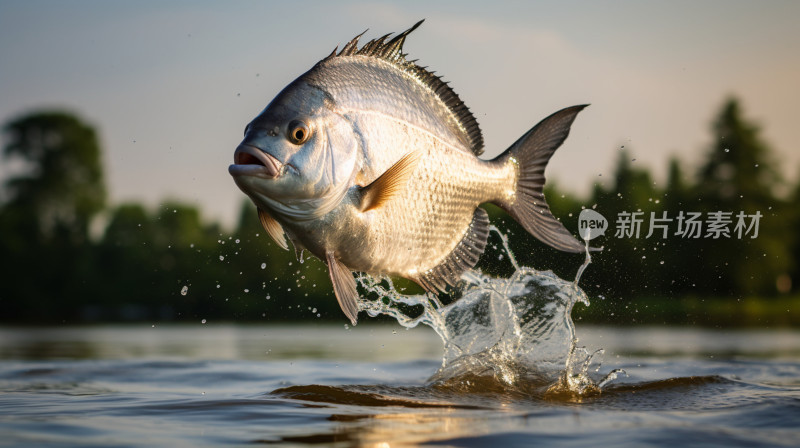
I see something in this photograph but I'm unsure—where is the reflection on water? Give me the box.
[0,324,442,361]
[3,324,800,361]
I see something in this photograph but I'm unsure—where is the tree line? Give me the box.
[1,98,798,325]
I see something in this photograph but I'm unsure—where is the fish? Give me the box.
[228,20,587,325]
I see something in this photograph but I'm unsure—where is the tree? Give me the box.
[697,98,781,206]
[694,97,791,296]
[2,110,106,246]
[0,110,107,320]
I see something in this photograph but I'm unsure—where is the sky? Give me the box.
[1,0,798,228]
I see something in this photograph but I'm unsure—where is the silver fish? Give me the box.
[228,21,586,325]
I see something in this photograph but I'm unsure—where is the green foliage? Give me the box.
[576,97,795,304]
[0,111,106,320]
[2,110,105,245]
[0,98,798,325]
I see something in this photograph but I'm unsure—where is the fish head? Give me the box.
[228,80,359,221]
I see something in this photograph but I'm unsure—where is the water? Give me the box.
[1,324,798,446]
[2,239,798,446]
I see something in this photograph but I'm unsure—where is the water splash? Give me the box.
[356,227,623,396]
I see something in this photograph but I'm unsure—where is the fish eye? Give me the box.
[287,120,311,145]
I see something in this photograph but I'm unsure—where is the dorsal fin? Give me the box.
[324,20,484,156]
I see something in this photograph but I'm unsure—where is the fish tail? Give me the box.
[493,105,588,253]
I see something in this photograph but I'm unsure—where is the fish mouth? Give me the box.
[229,144,283,178]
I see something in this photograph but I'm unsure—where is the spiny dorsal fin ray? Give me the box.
[326,251,360,325]
[359,151,421,212]
[415,207,490,293]
[258,208,289,251]
[339,29,367,56]
[326,20,484,156]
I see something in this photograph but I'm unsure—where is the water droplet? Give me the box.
[235,239,240,244]
[244,289,249,293]
[180,286,188,296]
[260,263,266,269]
[724,148,730,152]
[312,308,317,313]
[201,319,207,324]
[219,255,225,261]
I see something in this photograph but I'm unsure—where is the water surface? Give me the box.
[1,324,798,447]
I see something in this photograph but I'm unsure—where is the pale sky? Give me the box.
[1,0,798,228]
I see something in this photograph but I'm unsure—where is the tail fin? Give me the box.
[494,105,587,253]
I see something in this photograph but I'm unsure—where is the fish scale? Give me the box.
[361,146,513,276]
[229,21,588,324]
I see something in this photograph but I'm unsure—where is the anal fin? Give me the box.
[258,208,289,251]
[416,207,490,293]
[326,251,360,325]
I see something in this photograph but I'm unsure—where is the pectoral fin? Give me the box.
[258,208,289,251]
[326,251,359,325]
[359,151,421,212]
